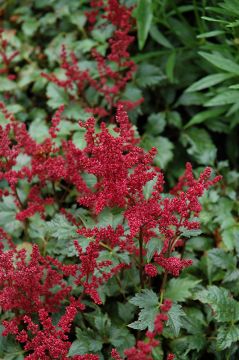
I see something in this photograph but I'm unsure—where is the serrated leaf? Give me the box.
[165,278,201,302]
[171,334,206,356]
[217,324,239,350]
[109,326,135,349]
[129,289,158,308]
[208,248,236,270]
[180,228,202,238]
[118,302,136,323]
[45,214,77,241]
[94,313,111,334]
[167,304,186,336]
[181,128,216,165]
[46,83,69,108]
[136,64,165,88]
[128,307,158,331]
[68,340,88,356]
[142,135,174,169]
[195,286,239,322]
[128,289,159,331]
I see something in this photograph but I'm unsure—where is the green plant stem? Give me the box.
[160,270,168,304]
[159,233,180,303]
[139,227,144,289]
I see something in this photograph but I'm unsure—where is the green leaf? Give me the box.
[146,112,166,134]
[118,302,136,323]
[142,135,174,169]
[165,277,201,302]
[197,30,225,38]
[0,196,24,237]
[68,330,102,356]
[149,25,173,48]
[195,286,239,322]
[199,51,239,74]
[166,52,176,83]
[128,307,158,331]
[171,335,206,355]
[186,73,234,92]
[184,108,225,129]
[46,83,69,109]
[179,228,202,238]
[29,117,49,143]
[109,326,135,350]
[182,307,206,334]
[0,326,24,359]
[181,128,217,165]
[166,304,186,337]
[72,130,87,150]
[143,176,157,200]
[128,289,159,331]
[208,248,236,270]
[136,63,165,87]
[145,237,163,262]
[0,77,17,92]
[205,90,239,106]
[68,340,88,356]
[221,224,239,250]
[45,214,77,241]
[217,324,239,350]
[22,18,39,36]
[135,0,153,50]
[70,12,87,29]
[130,289,158,308]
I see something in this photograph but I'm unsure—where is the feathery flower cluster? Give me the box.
[0,96,221,358]
[42,0,142,119]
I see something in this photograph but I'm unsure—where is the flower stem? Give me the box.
[139,228,144,289]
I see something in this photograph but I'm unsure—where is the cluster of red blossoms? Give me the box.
[0,1,222,359]
[0,98,221,358]
[42,0,142,120]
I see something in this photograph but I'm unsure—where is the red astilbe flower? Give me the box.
[0,244,72,316]
[73,237,126,304]
[154,255,193,277]
[42,0,142,120]
[3,302,96,360]
[0,100,221,358]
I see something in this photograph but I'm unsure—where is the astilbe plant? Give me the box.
[42,0,142,120]
[0,98,221,359]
